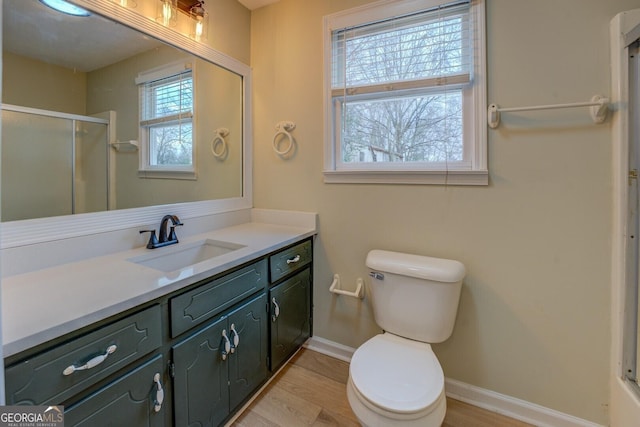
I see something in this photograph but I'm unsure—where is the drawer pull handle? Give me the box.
[62,344,117,376]
[286,255,301,264]
[221,329,231,361]
[153,373,164,412]
[271,297,280,322]
[230,324,240,353]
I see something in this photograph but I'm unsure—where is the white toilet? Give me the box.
[347,250,466,427]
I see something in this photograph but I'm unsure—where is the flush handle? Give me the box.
[369,271,384,280]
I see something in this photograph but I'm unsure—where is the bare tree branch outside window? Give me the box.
[335,15,466,164]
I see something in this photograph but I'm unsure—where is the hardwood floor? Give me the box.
[231,348,534,427]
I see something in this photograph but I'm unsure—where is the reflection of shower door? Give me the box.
[628,40,640,387]
[1,106,109,222]
[1,111,74,221]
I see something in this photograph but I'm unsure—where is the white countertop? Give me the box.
[2,221,316,358]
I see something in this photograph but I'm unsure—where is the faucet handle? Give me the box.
[140,230,159,249]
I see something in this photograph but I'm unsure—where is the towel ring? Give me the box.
[211,128,229,158]
[273,121,296,156]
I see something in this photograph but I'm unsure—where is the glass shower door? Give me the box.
[1,110,73,221]
[1,107,109,221]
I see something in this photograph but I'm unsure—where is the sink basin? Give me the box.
[128,239,245,272]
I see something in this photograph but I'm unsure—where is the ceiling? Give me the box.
[4,1,162,72]
[237,0,279,10]
[3,0,279,73]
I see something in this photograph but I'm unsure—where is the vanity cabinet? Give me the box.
[4,236,313,427]
[269,240,312,371]
[172,293,268,427]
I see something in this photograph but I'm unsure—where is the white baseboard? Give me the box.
[303,335,356,362]
[305,336,604,427]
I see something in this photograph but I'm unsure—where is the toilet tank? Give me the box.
[366,250,466,343]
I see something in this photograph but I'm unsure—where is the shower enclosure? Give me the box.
[628,39,640,392]
[1,105,110,222]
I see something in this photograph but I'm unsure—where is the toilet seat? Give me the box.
[349,333,444,416]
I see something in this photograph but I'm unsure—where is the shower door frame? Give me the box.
[611,8,640,425]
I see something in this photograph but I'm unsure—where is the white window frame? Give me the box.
[322,0,487,185]
[136,60,197,180]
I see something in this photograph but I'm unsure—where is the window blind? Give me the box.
[331,1,471,97]
[140,70,193,127]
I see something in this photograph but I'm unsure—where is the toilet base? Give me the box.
[346,376,446,427]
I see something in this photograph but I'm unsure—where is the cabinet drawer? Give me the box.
[5,305,162,406]
[269,239,312,283]
[170,259,268,337]
[65,354,165,427]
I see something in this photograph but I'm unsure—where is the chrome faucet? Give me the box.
[140,215,183,249]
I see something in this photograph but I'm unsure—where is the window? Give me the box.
[323,0,487,185]
[137,61,195,179]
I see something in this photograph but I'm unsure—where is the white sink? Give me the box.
[128,239,245,272]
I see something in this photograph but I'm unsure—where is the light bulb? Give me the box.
[195,18,204,40]
[162,2,172,25]
[157,0,176,27]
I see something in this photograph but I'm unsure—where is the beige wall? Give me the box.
[250,0,640,424]
[2,51,86,114]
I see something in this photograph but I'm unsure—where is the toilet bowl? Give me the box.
[346,250,465,427]
[347,333,446,427]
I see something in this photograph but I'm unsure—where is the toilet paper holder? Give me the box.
[329,274,364,299]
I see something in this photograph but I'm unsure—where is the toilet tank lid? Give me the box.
[366,250,466,283]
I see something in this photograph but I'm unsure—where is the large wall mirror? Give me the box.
[1,0,252,247]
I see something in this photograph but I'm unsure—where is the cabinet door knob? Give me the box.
[230,324,240,353]
[221,329,231,360]
[62,344,117,376]
[271,297,280,322]
[153,373,164,412]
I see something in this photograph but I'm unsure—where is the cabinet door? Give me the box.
[64,354,165,427]
[227,293,268,409]
[270,268,311,370]
[172,316,229,427]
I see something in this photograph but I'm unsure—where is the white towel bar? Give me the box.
[488,94,609,128]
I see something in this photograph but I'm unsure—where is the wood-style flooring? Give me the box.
[231,348,534,427]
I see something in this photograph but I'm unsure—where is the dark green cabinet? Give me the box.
[172,293,268,426]
[64,355,166,427]
[5,305,162,406]
[269,268,311,370]
[170,260,268,338]
[4,237,313,427]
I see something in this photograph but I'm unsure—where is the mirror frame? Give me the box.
[1,0,253,249]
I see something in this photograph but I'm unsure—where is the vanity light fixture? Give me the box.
[115,0,137,8]
[39,0,90,17]
[189,1,209,42]
[157,0,178,27]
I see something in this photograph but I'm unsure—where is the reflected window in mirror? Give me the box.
[137,60,195,179]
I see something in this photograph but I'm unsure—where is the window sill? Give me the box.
[323,169,488,186]
[137,170,197,180]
